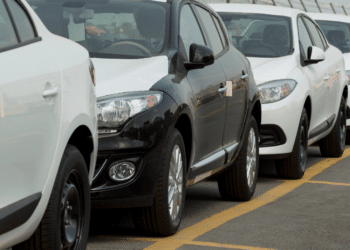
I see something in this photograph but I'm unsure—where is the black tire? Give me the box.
[13,145,91,250]
[276,108,308,179]
[217,116,259,201]
[346,128,350,145]
[132,129,187,236]
[319,97,346,157]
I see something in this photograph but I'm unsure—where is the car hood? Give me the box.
[343,53,350,71]
[91,56,169,98]
[247,55,297,85]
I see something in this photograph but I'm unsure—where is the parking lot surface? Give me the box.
[87,145,350,250]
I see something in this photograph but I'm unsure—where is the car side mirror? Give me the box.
[304,46,325,65]
[184,44,215,70]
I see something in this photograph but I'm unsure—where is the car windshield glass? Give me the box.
[27,0,170,59]
[217,12,293,58]
[316,20,350,54]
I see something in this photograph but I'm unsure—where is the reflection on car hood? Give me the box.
[343,53,350,71]
[247,55,296,85]
[91,56,169,98]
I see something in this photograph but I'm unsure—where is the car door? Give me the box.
[297,16,328,137]
[0,0,61,208]
[194,7,247,161]
[180,4,227,176]
[303,16,340,124]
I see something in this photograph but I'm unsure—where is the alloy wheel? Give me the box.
[168,145,183,221]
[340,111,346,151]
[299,125,307,172]
[246,128,257,188]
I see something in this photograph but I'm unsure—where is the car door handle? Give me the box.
[241,73,249,79]
[218,86,227,93]
[336,68,341,73]
[43,87,59,98]
[324,76,330,81]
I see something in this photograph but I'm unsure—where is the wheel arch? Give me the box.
[67,125,94,174]
[304,96,312,127]
[174,113,193,172]
[342,85,348,100]
[251,100,261,131]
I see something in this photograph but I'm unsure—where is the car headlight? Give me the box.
[258,79,297,104]
[97,91,163,133]
[346,70,350,85]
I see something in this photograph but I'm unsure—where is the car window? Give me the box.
[298,17,313,59]
[213,16,226,48]
[6,0,35,42]
[28,0,170,59]
[0,1,18,50]
[303,17,324,50]
[194,6,224,55]
[218,12,293,58]
[316,20,350,54]
[179,4,206,60]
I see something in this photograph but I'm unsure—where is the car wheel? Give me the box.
[346,129,350,145]
[13,145,90,250]
[319,97,346,157]
[132,129,186,236]
[276,108,308,179]
[217,116,259,201]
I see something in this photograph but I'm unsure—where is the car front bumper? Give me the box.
[259,86,305,157]
[91,93,178,208]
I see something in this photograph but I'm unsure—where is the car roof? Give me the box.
[307,12,350,24]
[209,3,304,18]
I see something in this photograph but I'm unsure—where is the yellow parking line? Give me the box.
[307,180,350,186]
[145,148,350,250]
[132,238,275,250]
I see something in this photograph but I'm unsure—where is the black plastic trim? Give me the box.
[259,124,287,147]
[92,194,154,208]
[347,106,350,119]
[309,114,336,139]
[260,153,290,160]
[0,192,41,235]
[0,37,42,53]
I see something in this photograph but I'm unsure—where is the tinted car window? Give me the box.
[218,12,293,58]
[298,17,313,59]
[28,0,170,59]
[316,20,350,54]
[213,16,226,48]
[0,1,18,49]
[303,17,324,50]
[195,6,224,55]
[180,4,206,59]
[7,0,35,42]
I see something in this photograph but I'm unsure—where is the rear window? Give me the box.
[218,12,294,58]
[316,20,350,54]
[27,0,170,59]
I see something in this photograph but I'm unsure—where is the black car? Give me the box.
[28,0,261,236]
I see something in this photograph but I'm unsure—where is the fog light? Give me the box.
[109,162,136,182]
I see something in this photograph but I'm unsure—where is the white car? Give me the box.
[211,4,348,179]
[307,13,350,142]
[0,1,97,249]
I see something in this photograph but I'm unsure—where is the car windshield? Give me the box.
[217,12,293,58]
[27,0,170,59]
[316,20,350,54]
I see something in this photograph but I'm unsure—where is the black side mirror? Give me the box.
[184,44,215,70]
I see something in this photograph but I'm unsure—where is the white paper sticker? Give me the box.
[68,14,86,42]
[226,81,233,97]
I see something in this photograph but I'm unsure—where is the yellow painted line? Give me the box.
[307,180,350,186]
[132,238,275,250]
[145,148,350,250]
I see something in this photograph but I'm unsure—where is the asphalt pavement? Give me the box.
[88,145,350,250]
